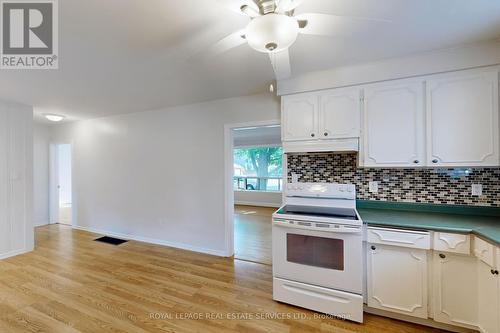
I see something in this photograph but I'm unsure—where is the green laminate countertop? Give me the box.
[357,201,500,246]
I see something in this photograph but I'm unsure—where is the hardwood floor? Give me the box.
[234,205,275,265]
[0,225,447,333]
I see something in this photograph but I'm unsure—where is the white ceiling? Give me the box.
[233,125,281,147]
[1,0,500,124]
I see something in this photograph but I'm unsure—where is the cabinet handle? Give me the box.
[432,159,439,164]
[371,245,376,251]
[310,133,315,138]
[324,132,328,137]
[439,253,446,259]
[492,269,499,275]
[413,160,419,164]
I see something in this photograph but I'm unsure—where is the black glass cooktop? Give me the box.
[275,205,359,220]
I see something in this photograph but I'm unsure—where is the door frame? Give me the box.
[49,142,76,226]
[223,119,281,257]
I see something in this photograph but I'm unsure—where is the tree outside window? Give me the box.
[234,147,283,192]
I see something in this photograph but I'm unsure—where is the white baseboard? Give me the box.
[72,225,230,257]
[235,201,281,208]
[34,221,49,227]
[0,248,30,260]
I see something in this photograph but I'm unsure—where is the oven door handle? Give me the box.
[273,220,362,234]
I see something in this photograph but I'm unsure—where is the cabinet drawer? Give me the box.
[273,277,364,323]
[433,232,470,255]
[473,236,495,267]
[367,227,430,250]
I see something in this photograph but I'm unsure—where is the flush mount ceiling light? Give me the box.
[44,114,65,122]
[201,0,390,80]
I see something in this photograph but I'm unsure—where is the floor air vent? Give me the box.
[94,236,128,246]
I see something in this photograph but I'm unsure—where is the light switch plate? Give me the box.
[472,184,483,196]
[369,181,379,193]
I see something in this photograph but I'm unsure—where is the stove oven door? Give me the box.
[272,221,363,294]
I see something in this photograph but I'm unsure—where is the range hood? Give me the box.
[282,138,359,154]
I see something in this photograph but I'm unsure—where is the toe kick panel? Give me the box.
[273,277,364,323]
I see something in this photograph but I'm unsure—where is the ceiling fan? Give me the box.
[203,0,390,80]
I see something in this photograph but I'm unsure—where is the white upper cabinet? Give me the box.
[363,81,425,167]
[426,70,499,167]
[282,88,361,146]
[319,87,361,139]
[282,93,318,142]
[283,67,499,163]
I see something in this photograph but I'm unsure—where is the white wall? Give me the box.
[33,123,50,227]
[234,191,282,208]
[50,93,280,256]
[278,40,500,95]
[0,100,34,259]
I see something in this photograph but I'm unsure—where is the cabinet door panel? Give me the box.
[319,88,360,139]
[426,70,499,167]
[433,252,478,329]
[367,245,428,318]
[478,261,499,333]
[282,94,318,141]
[363,81,425,167]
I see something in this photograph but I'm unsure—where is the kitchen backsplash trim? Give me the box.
[287,153,500,207]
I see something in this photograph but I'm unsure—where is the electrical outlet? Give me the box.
[472,184,483,196]
[369,181,379,193]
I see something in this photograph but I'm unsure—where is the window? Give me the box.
[233,147,283,192]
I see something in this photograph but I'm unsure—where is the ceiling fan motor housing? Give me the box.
[245,13,299,53]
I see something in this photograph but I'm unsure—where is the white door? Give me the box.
[426,70,499,167]
[282,93,318,141]
[363,81,425,167]
[478,261,499,333]
[49,144,73,225]
[367,244,428,318]
[319,87,361,139]
[433,252,478,329]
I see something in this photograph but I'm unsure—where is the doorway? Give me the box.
[227,122,283,265]
[50,143,73,225]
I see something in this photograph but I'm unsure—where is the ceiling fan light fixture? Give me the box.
[245,13,299,53]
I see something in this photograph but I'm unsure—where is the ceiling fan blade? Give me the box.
[277,0,304,13]
[296,13,391,36]
[269,49,291,80]
[216,0,260,17]
[203,30,247,58]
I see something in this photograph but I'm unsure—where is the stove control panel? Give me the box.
[286,182,356,200]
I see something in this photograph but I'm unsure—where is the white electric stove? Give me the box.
[272,182,364,323]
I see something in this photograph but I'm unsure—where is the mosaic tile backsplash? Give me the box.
[287,153,500,207]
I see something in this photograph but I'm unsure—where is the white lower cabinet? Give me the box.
[367,244,428,318]
[478,261,499,333]
[432,252,478,329]
[365,229,500,332]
